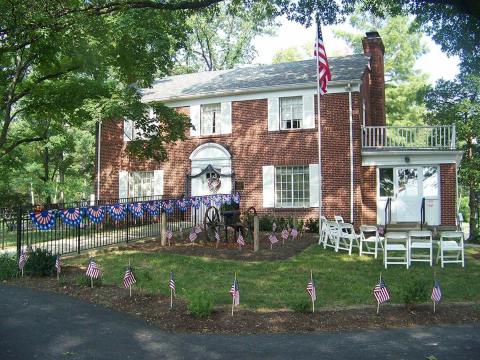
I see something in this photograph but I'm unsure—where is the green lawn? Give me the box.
[65,245,480,310]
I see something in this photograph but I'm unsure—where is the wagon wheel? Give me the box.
[203,206,221,241]
[242,206,257,240]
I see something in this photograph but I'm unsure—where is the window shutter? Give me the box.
[309,164,319,207]
[267,98,279,131]
[262,165,275,208]
[190,105,201,137]
[220,102,232,134]
[303,94,315,129]
[119,171,129,199]
[153,170,164,196]
[123,119,133,141]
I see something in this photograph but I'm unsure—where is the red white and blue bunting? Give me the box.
[86,206,106,224]
[109,204,126,221]
[176,198,190,212]
[60,208,83,227]
[30,210,56,230]
[162,200,175,215]
[143,201,160,216]
[128,202,144,218]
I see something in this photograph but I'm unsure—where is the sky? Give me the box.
[252,18,460,84]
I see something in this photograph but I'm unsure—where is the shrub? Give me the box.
[24,248,56,276]
[75,274,102,287]
[0,254,18,280]
[305,218,319,233]
[187,291,214,318]
[291,297,311,313]
[402,279,429,310]
[259,215,298,232]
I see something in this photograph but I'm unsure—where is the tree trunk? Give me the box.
[468,182,477,241]
[43,147,51,205]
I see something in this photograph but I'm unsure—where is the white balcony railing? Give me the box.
[362,125,456,150]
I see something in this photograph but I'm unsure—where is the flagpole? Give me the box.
[376,272,381,315]
[315,16,323,243]
[311,269,315,314]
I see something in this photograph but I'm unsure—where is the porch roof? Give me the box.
[141,54,370,102]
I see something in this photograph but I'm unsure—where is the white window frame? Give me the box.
[200,103,221,135]
[279,96,303,130]
[128,171,155,199]
[275,165,310,208]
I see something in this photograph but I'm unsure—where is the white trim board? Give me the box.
[162,84,361,108]
[362,150,463,167]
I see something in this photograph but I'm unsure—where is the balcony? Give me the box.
[362,125,456,150]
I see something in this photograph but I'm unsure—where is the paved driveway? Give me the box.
[1,285,479,359]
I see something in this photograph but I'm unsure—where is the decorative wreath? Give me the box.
[208,175,221,193]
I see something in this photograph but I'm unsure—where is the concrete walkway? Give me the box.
[1,285,479,360]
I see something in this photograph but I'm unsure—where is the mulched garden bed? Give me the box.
[6,268,480,334]
[116,231,317,261]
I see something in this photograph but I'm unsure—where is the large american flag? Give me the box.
[314,18,331,95]
[169,271,176,294]
[373,277,390,303]
[18,249,27,270]
[431,280,442,302]
[123,266,136,288]
[86,259,101,279]
[230,278,240,306]
[55,256,61,274]
[307,279,317,302]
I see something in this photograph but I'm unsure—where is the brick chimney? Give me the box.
[362,31,386,126]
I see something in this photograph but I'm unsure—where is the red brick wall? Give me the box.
[96,92,365,222]
[361,165,377,225]
[440,163,457,226]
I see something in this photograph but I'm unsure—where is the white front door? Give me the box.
[394,167,421,222]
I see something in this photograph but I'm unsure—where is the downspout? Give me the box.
[348,84,354,223]
[96,121,102,202]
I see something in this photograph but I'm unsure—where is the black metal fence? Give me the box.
[0,194,239,256]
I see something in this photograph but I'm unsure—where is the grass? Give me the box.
[64,245,480,310]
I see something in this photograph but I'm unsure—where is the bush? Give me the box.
[24,248,56,276]
[402,279,429,310]
[0,254,18,280]
[305,218,319,233]
[75,274,103,287]
[291,297,311,313]
[259,215,298,232]
[187,291,214,318]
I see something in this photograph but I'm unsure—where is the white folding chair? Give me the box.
[323,221,341,251]
[408,230,433,266]
[318,216,328,246]
[437,231,465,268]
[337,223,360,255]
[334,215,345,223]
[384,232,409,269]
[359,225,383,259]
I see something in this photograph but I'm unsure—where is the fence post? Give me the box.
[77,223,81,254]
[161,212,167,246]
[16,206,22,258]
[126,211,129,244]
[253,215,259,252]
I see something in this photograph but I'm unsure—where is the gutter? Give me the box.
[348,83,354,223]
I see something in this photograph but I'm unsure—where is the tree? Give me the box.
[334,13,429,126]
[272,43,312,64]
[424,75,480,240]
[174,1,275,72]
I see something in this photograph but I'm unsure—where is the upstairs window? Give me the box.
[280,96,303,130]
[200,103,221,135]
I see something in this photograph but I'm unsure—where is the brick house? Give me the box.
[96,32,462,228]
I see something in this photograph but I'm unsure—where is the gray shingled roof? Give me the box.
[141,54,370,102]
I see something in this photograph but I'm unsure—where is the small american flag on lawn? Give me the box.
[281,229,289,241]
[215,231,221,242]
[314,17,331,95]
[169,271,176,294]
[189,230,197,242]
[230,278,240,306]
[18,249,27,270]
[272,222,277,232]
[237,232,245,247]
[291,228,298,239]
[431,280,442,302]
[194,224,202,234]
[269,233,279,244]
[123,266,136,288]
[55,256,61,274]
[373,277,390,303]
[166,229,173,241]
[307,278,317,302]
[86,259,101,279]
